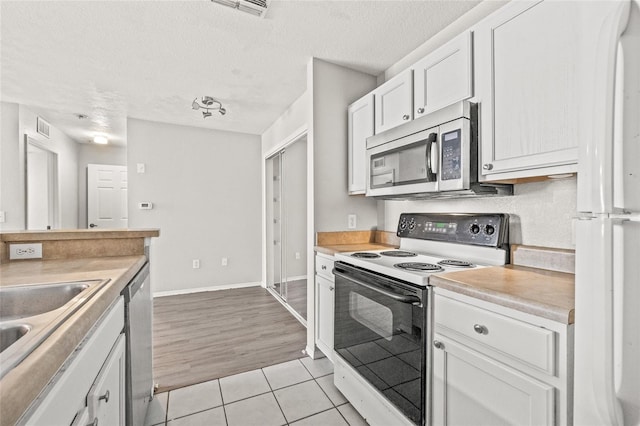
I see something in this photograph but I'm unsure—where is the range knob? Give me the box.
[469,224,480,235]
[399,219,408,230]
[408,218,416,230]
[484,225,495,235]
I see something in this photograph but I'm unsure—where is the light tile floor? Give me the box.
[145,357,368,426]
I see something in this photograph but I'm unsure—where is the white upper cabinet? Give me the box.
[475,0,603,180]
[413,31,473,118]
[373,69,413,134]
[347,94,374,194]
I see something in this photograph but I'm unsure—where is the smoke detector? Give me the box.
[210,0,268,18]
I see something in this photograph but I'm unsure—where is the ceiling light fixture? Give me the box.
[192,96,227,118]
[93,135,108,145]
[210,0,268,18]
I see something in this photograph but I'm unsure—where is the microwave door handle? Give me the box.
[426,133,438,175]
[333,269,421,304]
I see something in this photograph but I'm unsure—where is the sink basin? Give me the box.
[0,279,109,378]
[0,324,31,352]
[0,282,94,321]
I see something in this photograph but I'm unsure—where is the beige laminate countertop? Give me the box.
[0,255,148,426]
[314,242,397,256]
[430,264,575,324]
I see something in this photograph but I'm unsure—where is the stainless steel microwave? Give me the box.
[365,101,512,199]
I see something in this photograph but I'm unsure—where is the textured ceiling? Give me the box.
[1,0,480,145]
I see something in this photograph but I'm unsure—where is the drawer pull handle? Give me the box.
[321,265,327,270]
[473,324,487,335]
[433,340,444,349]
[99,390,110,403]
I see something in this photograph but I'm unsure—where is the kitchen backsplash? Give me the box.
[379,176,576,250]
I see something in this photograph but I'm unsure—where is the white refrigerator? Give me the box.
[574,0,640,425]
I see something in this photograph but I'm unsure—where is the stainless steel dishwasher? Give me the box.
[122,262,153,426]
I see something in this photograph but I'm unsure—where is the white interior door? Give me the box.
[87,164,128,229]
[26,139,59,230]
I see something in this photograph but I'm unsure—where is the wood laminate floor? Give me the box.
[153,286,307,393]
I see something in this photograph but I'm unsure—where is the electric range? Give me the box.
[332,213,509,426]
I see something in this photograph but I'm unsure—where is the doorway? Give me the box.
[25,138,59,230]
[266,135,307,323]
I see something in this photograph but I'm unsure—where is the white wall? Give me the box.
[310,58,378,232]
[262,92,309,157]
[127,118,262,295]
[0,103,79,230]
[77,143,127,228]
[381,177,577,249]
[0,102,22,230]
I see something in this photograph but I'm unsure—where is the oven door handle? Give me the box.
[333,269,421,305]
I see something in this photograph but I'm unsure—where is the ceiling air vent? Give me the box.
[36,117,50,138]
[210,0,268,18]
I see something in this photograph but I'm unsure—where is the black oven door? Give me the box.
[333,261,428,426]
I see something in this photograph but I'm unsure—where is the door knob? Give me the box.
[89,223,98,228]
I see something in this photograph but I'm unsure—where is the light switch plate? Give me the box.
[137,163,146,173]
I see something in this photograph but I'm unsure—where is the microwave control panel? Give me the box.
[440,129,462,181]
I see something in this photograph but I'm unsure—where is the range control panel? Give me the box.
[397,213,509,247]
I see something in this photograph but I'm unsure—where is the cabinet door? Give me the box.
[432,335,554,426]
[348,94,374,194]
[373,70,413,134]
[87,334,126,426]
[475,0,603,179]
[315,274,335,360]
[413,31,472,118]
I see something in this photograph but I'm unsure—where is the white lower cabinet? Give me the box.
[315,253,335,361]
[432,335,554,425]
[432,289,573,426]
[22,297,126,425]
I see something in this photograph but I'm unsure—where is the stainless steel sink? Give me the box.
[0,279,110,378]
[0,324,31,352]
[0,282,94,321]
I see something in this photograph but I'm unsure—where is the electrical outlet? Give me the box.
[10,243,43,260]
[192,259,200,269]
[295,252,300,260]
[137,163,146,173]
[348,214,357,229]
[221,257,228,266]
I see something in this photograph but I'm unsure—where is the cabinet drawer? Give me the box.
[435,295,555,375]
[315,254,334,281]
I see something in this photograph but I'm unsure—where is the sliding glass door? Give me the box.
[266,136,307,322]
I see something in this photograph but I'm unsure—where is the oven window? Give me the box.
[334,266,426,425]
[349,292,393,341]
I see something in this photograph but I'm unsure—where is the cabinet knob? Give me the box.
[482,163,494,171]
[98,390,110,403]
[473,324,488,335]
[433,340,444,349]
[329,286,334,291]
[402,114,410,121]
[417,107,425,114]
[321,265,327,270]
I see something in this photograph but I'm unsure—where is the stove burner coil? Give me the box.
[380,250,417,257]
[350,252,381,259]
[394,262,444,272]
[438,259,475,268]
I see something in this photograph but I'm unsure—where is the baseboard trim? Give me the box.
[153,281,262,298]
